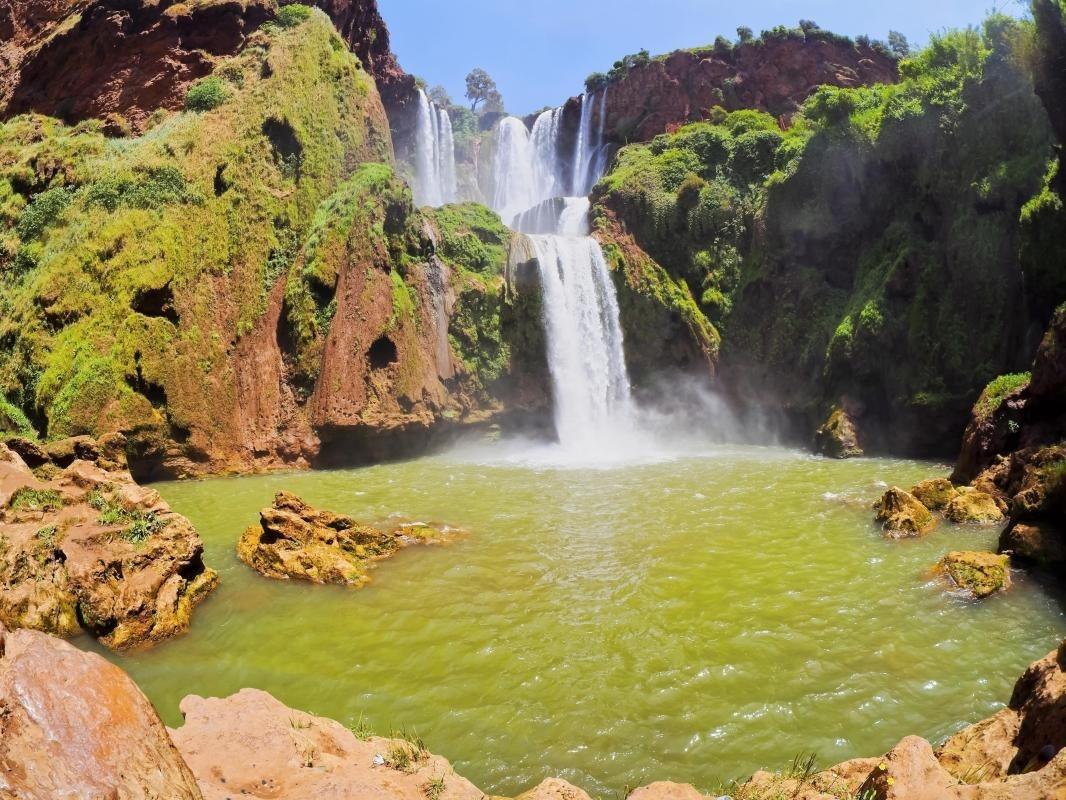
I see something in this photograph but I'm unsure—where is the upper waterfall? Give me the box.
[412,89,457,207]
[490,92,636,452]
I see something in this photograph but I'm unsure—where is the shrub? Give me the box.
[277,4,313,28]
[16,186,73,240]
[185,76,231,112]
[975,373,1030,421]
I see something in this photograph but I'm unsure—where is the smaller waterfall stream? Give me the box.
[413,89,457,207]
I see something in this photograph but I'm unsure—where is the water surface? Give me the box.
[92,443,1065,798]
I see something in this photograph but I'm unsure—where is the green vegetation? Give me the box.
[975,373,1031,421]
[93,491,170,544]
[185,77,231,112]
[594,13,1063,447]
[276,3,313,28]
[0,14,390,453]
[9,488,63,512]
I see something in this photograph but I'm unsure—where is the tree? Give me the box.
[799,19,820,33]
[737,26,754,43]
[465,69,501,113]
[427,85,451,107]
[887,30,911,58]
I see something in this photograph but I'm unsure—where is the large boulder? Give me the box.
[814,407,863,459]
[0,440,218,650]
[911,478,960,511]
[934,552,1011,599]
[0,622,202,799]
[945,489,1006,525]
[170,688,485,800]
[999,520,1066,567]
[876,487,937,537]
[515,779,594,800]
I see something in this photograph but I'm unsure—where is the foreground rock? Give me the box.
[0,437,218,650]
[171,688,484,800]
[934,552,1011,598]
[0,622,202,799]
[911,478,960,511]
[875,487,937,537]
[945,488,1006,525]
[238,491,457,585]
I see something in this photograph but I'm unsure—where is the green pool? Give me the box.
[88,442,1065,798]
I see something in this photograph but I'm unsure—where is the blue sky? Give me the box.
[377,0,1022,116]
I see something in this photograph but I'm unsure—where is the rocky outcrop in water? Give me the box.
[0,621,203,798]
[813,407,863,459]
[0,437,217,650]
[934,551,1011,599]
[239,491,457,585]
[0,0,408,132]
[875,487,936,537]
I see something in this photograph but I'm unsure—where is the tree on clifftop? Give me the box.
[888,30,911,57]
[465,69,503,113]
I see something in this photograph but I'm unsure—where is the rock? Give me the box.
[911,478,960,511]
[0,622,202,799]
[0,440,219,650]
[934,552,1011,598]
[515,779,595,800]
[237,491,456,586]
[814,407,864,459]
[855,736,962,799]
[999,520,1066,567]
[627,783,712,799]
[876,487,936,537]
[170,688,485,800]
[945,489,1006,525]
[937,708,1021,781]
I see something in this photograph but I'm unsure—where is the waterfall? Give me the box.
[412,89,457,207]
[492,92,634,450]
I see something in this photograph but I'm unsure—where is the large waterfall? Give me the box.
[492,92,635,450]
[412,89,457,207]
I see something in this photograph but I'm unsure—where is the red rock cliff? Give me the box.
[0,0,409,131]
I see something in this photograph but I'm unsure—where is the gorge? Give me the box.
[0,0,1065,798]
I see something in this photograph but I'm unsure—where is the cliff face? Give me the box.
[0,0,409,132]
[590,36,898,144]
[0,14,539,479]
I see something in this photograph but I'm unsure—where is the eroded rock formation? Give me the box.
[875,487,936,537]
[934,552,1011,599]
[238,491,456,584]
[0,437,218,650]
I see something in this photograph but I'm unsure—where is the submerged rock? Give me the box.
[875,487,936,537]
[238,492,456,586]
[911,478,960,511]
[935,551,1011,598]
[814,407,864,459]
[0,440,218,650]
[945,488,1006,525]
[0,622,202,799]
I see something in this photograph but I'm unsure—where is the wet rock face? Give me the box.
[945,488,1006,525]
[911,478,959,511]
[0,437,218,650]
[875,487,936,537]
[170,688,485,800]
[0,0,407,131]
[0,622,203,799]
[593,38,898,143]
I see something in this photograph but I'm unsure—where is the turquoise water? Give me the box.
[89,443,1065,798]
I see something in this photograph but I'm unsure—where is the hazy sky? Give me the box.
[376,0,1022,116]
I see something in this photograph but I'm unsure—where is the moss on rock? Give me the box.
[935,551,1011,598]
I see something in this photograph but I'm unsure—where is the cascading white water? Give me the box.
[412,89,457,207]
[492,93,636,451]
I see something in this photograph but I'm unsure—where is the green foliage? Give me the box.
[94,491,170,543]
[975,373,1031,421]
[84,166,202,211]
[276,3,313,28]
[16,187,73,240]
[185,76,231,112]
[428,203,511,275]
[0,397,35,438]
[465,68,503,113]
[10,488,63,512]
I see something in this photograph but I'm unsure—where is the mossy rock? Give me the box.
[935,551,1011,598]
[945,488,1005,525]
[814,406,863,458]
[876,487,936,538]
[911,478,959,511]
